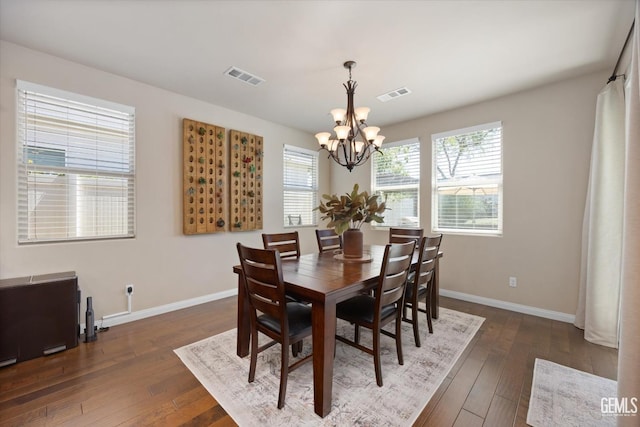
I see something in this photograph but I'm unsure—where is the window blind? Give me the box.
[432,121,502,235]
[17,81,136,243]
[372,138,420,227]
[283,145,318,227]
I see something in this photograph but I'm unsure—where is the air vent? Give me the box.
[224,66,265,86]
[377,87,412,102]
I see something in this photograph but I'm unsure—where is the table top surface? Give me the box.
[235,245,423,303]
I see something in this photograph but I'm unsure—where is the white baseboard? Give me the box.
[80,286,574,332]
[440,288,576,323]
[81,288,238,332]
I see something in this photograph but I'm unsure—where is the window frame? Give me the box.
[371,137,421,229]
[431,121,503,237]
[282,144,318,228]
[16,80,136,244]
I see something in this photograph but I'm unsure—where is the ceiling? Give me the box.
[0,0,635,134]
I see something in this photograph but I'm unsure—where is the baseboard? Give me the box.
[81,286,575,332]
[440,289,576,323]
[81,288,238,331]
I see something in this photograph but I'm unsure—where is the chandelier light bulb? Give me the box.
[334,125,350,141]
[330,109,347,124]
[327,139,340,152]
[363,126,380,141]
[315,132,331,147]
[373,135,385,148]
[354,140,364,153]
[354,107,370,123]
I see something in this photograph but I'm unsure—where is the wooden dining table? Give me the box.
[233,244,443,417]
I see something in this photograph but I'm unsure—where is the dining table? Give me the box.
[233,244,443,417]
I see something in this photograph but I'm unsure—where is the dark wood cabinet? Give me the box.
[0,271,79,367]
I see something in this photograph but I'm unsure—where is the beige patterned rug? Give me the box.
[527,359,618,427]
[174,307,483,426]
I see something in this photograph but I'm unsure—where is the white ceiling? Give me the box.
[0,0,635,134]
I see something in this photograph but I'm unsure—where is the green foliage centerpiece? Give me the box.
[316,184,386,259]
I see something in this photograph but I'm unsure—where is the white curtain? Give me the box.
[575,78,625,348]
[617,2,640,425]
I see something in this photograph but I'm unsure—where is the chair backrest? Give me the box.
[389,227,424,245]
[424,233,443,252]
[287,214,302,226]
[315,229,342,253]
[236,243,287,326]
[376,241,416,311]
[412,237,440,289]
[261,231,300,259]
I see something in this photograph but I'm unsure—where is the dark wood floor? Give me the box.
[0,296,618,426]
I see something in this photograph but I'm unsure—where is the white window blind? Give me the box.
[432,121,502,235]
[372,138,420,227]
[16,81,136,243]
[283,145,318,227]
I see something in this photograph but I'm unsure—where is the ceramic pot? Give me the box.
[343,229,363,259]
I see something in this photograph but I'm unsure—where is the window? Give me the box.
[283,145,318,227]
[372,138,420,227]
[432,121,503,235]
[17,81,135,243]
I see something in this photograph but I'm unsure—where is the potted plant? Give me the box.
[315,184,386,258]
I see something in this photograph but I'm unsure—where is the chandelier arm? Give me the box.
[344,80,357,143]
[341,140,349,165]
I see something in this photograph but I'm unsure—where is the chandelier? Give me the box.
[315,61,384,172]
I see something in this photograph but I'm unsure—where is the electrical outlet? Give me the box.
[509,277,517,288]
[125,284,134,295]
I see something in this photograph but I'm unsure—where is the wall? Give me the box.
[0,41,328,319]
[332,71,606,316]
[0,40,606,320]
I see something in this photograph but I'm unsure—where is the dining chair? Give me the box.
[262,231,300,259]
[402,233,443,347]
[287,214,302,226]
[315,228,342,253]
[335,240,416,387]
[236,243,313,409]
[389,227,424,245]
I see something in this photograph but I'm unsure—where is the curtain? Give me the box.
[575,78,625,348]
[617,2,640,425]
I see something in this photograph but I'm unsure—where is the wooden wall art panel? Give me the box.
[229,130,263,232]
[183,119,227,234]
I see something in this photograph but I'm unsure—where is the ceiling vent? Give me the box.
[377,87,412,102]
[224,66,265,86]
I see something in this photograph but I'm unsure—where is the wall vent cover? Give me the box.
[224,66,265,86]
[377,87,412,102]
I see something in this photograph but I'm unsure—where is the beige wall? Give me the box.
[331,71,605,316]
[0,41,329,319]
[1,40,605,319]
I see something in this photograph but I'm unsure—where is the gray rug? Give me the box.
[527,359,618,427]
[174,307,484,426]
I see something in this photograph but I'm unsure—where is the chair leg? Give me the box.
[425,297,433,334]
[373,327,383,387]
[291,340,301,357]
[248,328,258,383]
[412,296,421,347]
[354,324,360,344]
[395,315,404,366]
[278,339,289,409]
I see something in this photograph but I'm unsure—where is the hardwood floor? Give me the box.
[0,296,618,426]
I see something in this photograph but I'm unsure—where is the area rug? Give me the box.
[174,307,483,426]
[527,358,618,427]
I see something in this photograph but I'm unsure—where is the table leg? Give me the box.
[312,300,336,417]
[431,256,440,319]
[236,272,250,357]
